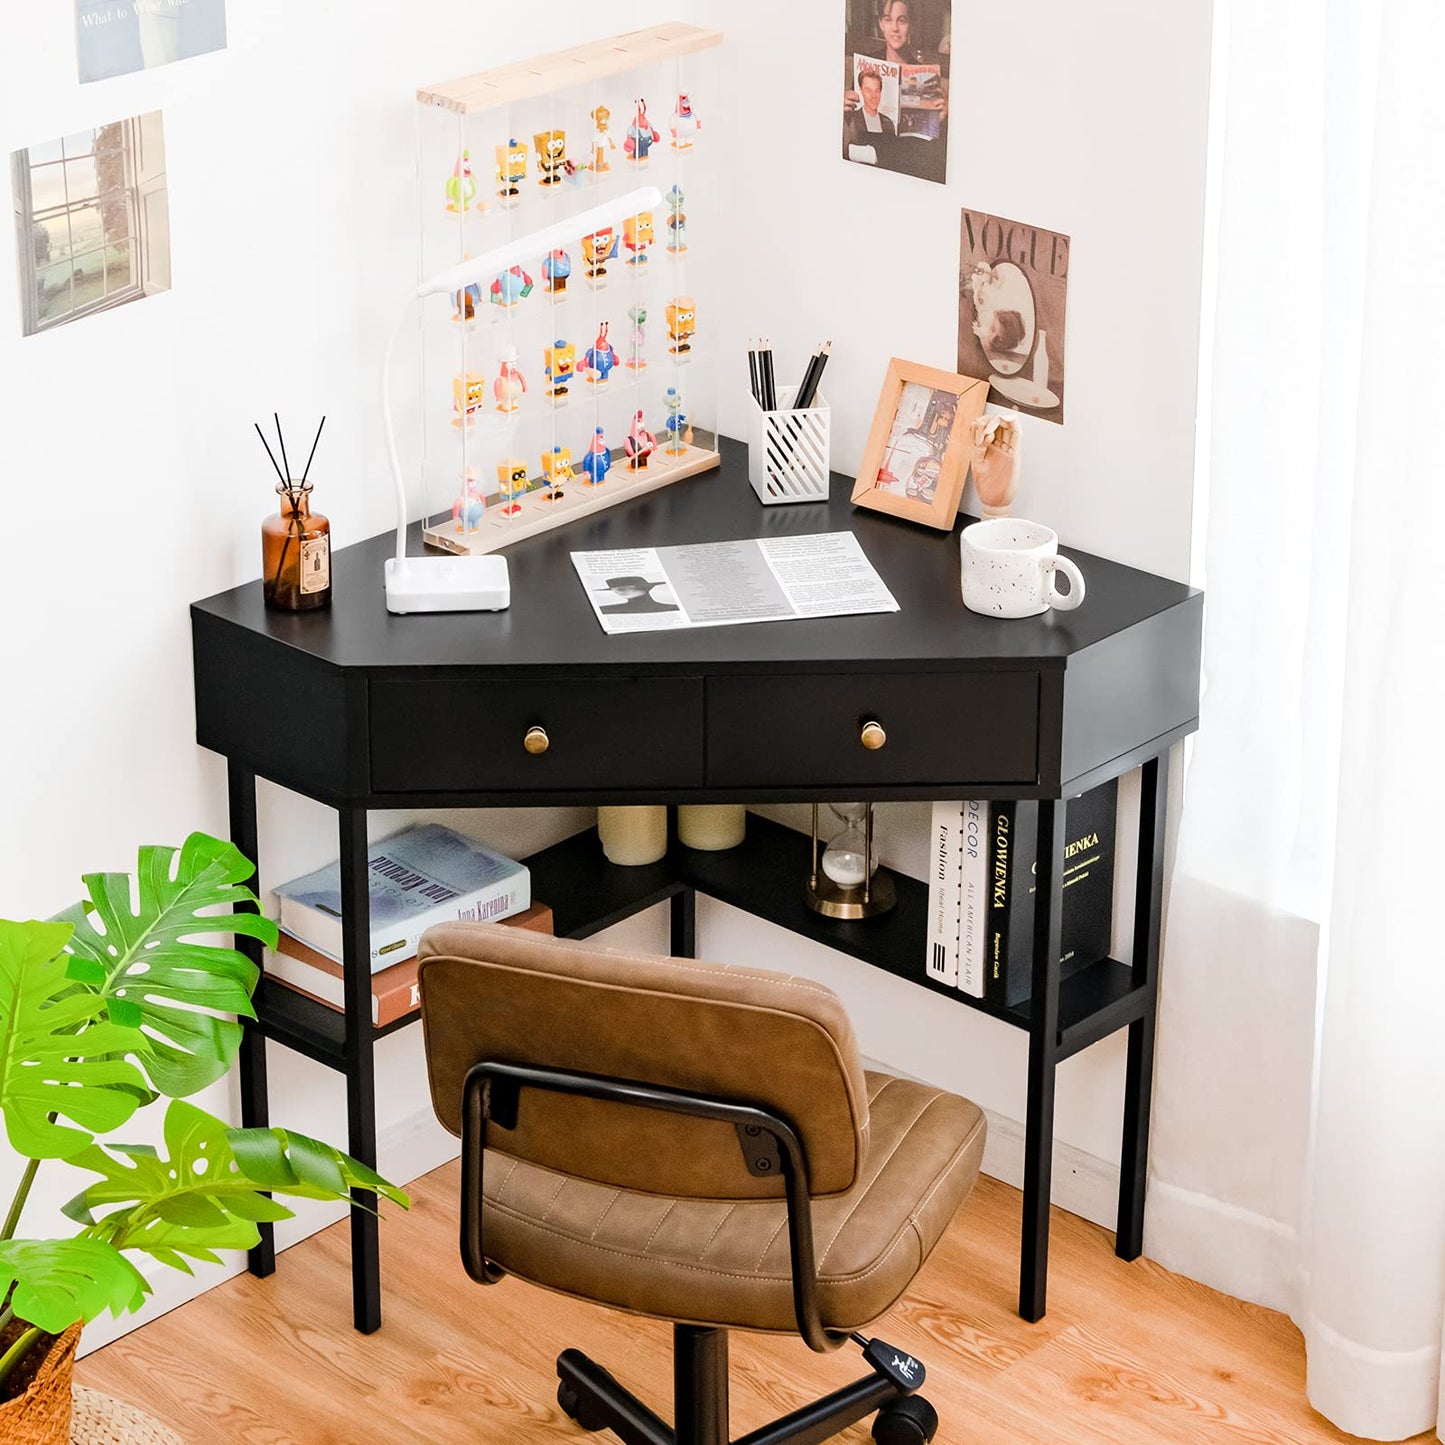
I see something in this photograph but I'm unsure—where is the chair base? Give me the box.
[556,1326,939,1445]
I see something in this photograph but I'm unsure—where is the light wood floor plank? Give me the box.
[76,1165,1427,1444]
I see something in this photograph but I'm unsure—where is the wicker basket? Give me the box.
[0,1322,81,1445]
[70,1385,183,1444]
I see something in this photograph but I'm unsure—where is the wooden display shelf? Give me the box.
[418,23,725,114]
[423,441,720,557]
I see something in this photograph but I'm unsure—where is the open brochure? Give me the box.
[572,532,900,635]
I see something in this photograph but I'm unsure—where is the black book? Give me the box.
[985,782,1117,1007]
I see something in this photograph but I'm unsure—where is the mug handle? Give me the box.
[1041,556,1086,612]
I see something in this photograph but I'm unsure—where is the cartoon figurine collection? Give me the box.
[426,57,716,552]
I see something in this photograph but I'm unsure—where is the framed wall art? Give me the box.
[851,358,988,530]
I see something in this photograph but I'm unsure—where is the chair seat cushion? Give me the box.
[479,1072,986,1334]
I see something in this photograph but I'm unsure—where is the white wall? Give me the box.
[0,0,1212,1348]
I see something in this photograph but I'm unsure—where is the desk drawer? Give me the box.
[370,677,704,793]
[706,672,1039,789]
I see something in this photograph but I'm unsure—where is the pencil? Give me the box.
[760,342,777,413]
[748,341,761,406]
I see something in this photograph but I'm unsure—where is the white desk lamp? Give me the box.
[381,184,663,614]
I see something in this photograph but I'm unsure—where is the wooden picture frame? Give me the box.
[851,358,990,530]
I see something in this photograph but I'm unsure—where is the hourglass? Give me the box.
[805,802,896,919]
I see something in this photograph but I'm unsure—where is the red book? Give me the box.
[266,903,554,1027]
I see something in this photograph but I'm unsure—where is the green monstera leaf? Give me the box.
[0,1237,150,1333]
[55,833,276,1098]
[0,919,148,1160]
[64,1100,409,1270]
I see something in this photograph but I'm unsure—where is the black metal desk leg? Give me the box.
[1118,752,1169,1259]
[338,805,382,1334]
[1020,799,1067,1322]
[228,762,276,1280]
[671,886,696,959]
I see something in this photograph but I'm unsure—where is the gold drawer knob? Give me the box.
[523,726,550,756]
[860,721,887,751]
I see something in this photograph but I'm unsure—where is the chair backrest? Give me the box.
[418,922,870,1199]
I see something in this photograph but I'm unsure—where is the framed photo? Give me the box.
[851,359,989,530]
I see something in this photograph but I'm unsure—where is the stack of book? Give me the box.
[926,783,1117,1007]
[267,822,548,1026]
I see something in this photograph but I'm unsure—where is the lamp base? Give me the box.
[384,555,510,614]
[804,869,897,920]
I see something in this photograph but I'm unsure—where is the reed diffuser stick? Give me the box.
[300,415,327,485]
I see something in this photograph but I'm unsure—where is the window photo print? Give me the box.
[841,0,951,184]
[10,112,171,338]
[76,0,227,83]
[958,208,1071,424]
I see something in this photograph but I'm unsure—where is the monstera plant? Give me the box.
[0,833,408,1408]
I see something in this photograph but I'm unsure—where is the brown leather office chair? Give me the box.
[418,922,986,1445]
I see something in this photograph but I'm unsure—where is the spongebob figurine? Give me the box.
[666,296,696,356]
[541,445,573,501]
[581,225,618,286]
[451,372,487,428]
[589,105,617,174]
[496,458,528,517]
[623,210,655,268]
[533,129,567,187]
[544,339,576,401]
[495,138,527,202]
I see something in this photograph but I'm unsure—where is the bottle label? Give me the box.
[300,535,330,594]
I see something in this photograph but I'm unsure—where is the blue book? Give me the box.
[272,823,530,971]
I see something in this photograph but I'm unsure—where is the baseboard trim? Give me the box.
[1142,1176,1299,1316]
[857,1053,1121,1231]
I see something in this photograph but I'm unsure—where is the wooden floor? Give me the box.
[77,1162,1405,1444]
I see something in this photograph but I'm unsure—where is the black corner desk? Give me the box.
[190,438,1202,1334]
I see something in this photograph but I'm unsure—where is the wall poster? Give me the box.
[76,0,227,83]
[10,112,170,337]
[957,208,1071,425]
[841,0,951,184]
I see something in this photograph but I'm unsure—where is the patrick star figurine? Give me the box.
[581,427,612,486]
[624,409,656,469]
[493,347,527,412]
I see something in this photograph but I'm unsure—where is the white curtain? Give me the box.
[1147,0,1445,1438]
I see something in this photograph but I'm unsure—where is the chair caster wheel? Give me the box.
[873,1393,939,1444]
[556,1381,607,1432]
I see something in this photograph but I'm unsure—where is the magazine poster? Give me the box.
[841,0,951,184]
[76,0,228,83]
[957,208,1071,425]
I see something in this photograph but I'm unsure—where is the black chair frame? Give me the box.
[460,1060,938,1445]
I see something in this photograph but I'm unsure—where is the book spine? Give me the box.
[958,799,987,998]
[371,878,530,969]
[924,803,961,988]
[280,873,530,972]
[985,802,1014,1006]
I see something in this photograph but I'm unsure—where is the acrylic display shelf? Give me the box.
[414,23,723,558]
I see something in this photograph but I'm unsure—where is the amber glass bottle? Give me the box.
[262,483,331,610]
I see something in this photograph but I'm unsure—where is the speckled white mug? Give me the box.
[960,519,1085,618]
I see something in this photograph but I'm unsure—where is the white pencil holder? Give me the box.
[747,388,831,505]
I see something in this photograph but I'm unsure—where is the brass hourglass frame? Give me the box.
[805,802,897,920]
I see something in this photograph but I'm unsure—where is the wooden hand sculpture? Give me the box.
[972,414,1022,518]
